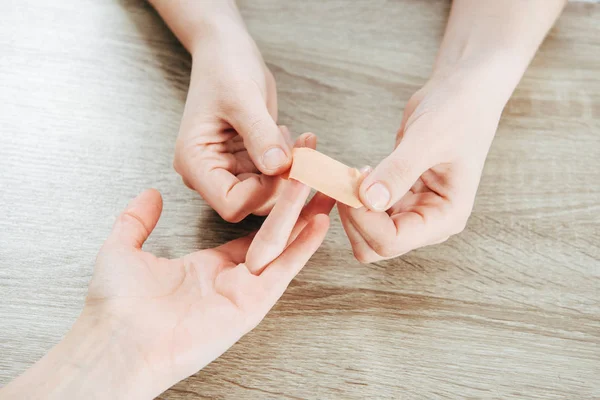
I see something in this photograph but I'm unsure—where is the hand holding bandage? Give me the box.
[286,148,363,209]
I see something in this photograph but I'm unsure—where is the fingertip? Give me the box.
[261,145,292,175]
[305,132,317,150]
[259,213,330,290]
[359,180,391,212]
[213,173,282,222]
[359,165,373,176]
[294,132,317,150]
[307,133,318,150]
[215,199,248,223]
[111,188,164,249]
[245,177,311,273]
[146,188,163,203]
[128,188,163,213]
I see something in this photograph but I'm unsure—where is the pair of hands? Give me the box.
[15,24,504,398]
[174,17,503,263]
[2,1,566,396]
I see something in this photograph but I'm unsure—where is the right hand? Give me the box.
[174,19,291,222]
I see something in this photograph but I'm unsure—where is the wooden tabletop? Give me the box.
[1,0,599,398]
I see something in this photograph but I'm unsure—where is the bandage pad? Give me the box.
[286,148,363,208]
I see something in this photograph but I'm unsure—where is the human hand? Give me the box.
[339,69,504,262]
[173,12,292,222]
[2,180,334,400]
[336,0,566,263]
[87,181,332,396]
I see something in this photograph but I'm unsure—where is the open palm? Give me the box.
[84,181,333,392]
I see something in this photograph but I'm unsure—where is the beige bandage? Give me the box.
[287,148,363,208]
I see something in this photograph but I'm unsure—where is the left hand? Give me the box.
[339,69,504,262]
[2,134,331,400]
[84,181,333,396]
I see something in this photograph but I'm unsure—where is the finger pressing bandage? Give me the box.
[286,148,363,208]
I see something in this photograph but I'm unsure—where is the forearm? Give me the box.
[147,0,245,52]
[0,316,159,400]
[433,0,567,104]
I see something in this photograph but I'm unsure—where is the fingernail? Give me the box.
[365,182,390,211]
[262,147,287,170]
[304,133,316,149]
[359,165,373,175]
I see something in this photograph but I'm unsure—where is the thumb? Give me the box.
[108,189,163,249]
[228,87,292,175]
[359,137,429,211]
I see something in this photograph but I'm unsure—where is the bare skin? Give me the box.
[149,0,566,260]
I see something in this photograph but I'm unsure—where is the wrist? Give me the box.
[430,50,526,110]
[189,13,254,59]
[2,314,163,400]
[184,0,250,55]
[65,315,161,399]
[150,0,247,53]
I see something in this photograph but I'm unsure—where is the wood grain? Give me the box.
[0,0,599,399]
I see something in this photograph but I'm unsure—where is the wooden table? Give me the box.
[1,0,599,398]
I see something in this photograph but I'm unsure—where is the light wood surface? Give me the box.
[1,0,599,399]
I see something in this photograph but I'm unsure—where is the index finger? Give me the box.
[245,179,311,274]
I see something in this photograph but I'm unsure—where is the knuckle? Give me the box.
[256,225,277,245]
[220,207,245,223]
[172,154,184,176]
[449,215,469,235]
[243,118,271,151]
[452,219,468,235]
[119,211,149,235]
[180,176,194,191]
[436,236,451,245]
[245,116,266,139]
[220,80,259,112]
[173,141,184,173]
[353,249,376,264]
[385,156,417,187]
[220,93,242,114]
[173,138,196,175]
[371,240,397,259]
[265,68,276,87]
[218,199,250,223]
